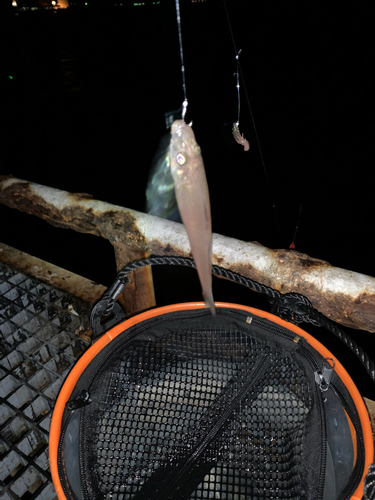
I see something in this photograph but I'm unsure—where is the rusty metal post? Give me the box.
[0,175,155,316]
[112,243,155,316]
[1,175,375,331]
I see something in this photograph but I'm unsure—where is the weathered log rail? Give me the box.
[1,175,375,331]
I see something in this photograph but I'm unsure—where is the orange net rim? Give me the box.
[49,302,374,500]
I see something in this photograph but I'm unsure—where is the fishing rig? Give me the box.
[232,49,250,151]
[221,0,282,243]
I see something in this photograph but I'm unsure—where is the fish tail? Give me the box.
[204,292,216,315]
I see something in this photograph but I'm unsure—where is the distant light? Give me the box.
[52,0,56,4]
[8,75,13,80]
[12,0,17,5]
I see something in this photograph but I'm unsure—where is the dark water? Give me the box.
[1,3,374,396]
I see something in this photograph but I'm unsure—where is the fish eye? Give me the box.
[176,152,186,165]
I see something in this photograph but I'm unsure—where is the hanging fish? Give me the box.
[170,119,215,315]
[146,133,181,222]
[232,122,250,151]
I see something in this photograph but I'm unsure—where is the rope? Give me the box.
[364,464,375,500]
[309,307,375,382]
[98,255,375,385]
[269,291,321,327]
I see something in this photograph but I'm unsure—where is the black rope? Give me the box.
[309,307,375,382]
[364,464,375,500]
[100,255,375,384]
[103,256,281,310]
[269,292,321,327]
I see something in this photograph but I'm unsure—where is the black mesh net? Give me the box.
[88,328,312,500]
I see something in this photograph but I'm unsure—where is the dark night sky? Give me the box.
[2,1,374,272]
[0,0,374,396]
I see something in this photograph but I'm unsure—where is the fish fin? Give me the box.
[146,133,181,222]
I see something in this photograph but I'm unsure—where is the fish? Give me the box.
[170,119,215,314]
[232,122,250,151]
[146,133,181,222]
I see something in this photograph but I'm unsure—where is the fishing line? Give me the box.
[240,64,282,242]
[175,0,188,120]
[235,50,241,126]
[223,0,241,127]
[222,0,282,243]
[289,204,303,249]
[231,50,250,151]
